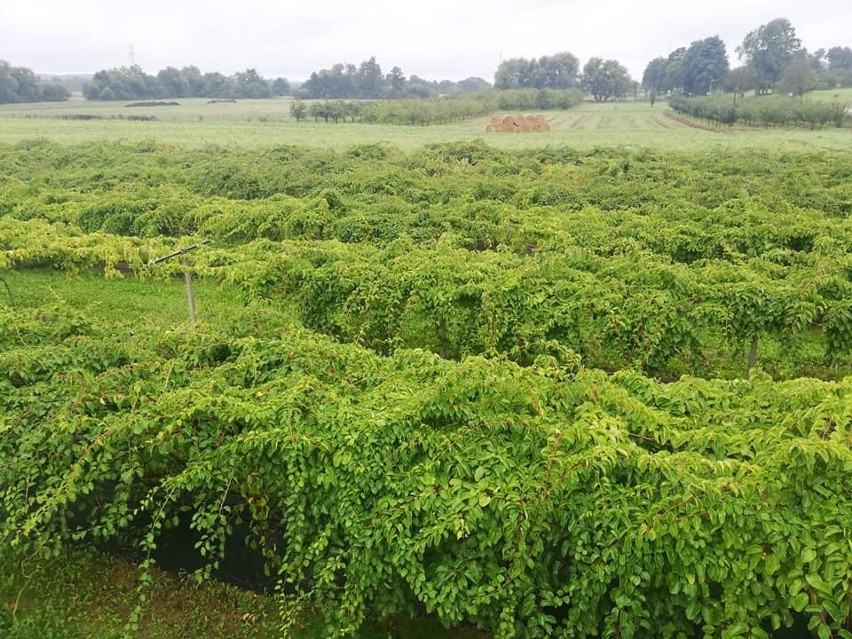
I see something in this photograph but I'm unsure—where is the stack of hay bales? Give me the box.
[486,114,550,133]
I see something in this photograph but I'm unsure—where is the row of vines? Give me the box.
[3,220,849,379]
[2,141,850,378]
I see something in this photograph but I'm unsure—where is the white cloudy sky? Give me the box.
[1,0,850,81]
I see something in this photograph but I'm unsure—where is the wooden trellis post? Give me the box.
[148,240,211,326]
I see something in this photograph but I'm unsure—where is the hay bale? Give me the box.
[487,113,551,133]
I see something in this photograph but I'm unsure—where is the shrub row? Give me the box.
[299,89,583,126]
[669,95,849,128]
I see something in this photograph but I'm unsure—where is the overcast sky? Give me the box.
[1,0,850,81]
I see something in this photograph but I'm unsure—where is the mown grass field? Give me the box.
[0,97,850,150]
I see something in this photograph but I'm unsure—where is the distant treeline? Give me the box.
[643,20,852,99]
[300,55,635,103]
[83,65,290,101]
[0,61,70,104]
[292,89,584,126]
[668,94,849,128]
[299,56,491,99]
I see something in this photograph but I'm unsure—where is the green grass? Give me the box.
[2,270,250,330]
[806,87,852,102]
[0,550,281,639]
[1,97,849,150]
[0,96,298,123]
[1,550,487,639]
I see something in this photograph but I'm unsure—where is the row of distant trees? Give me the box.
[0,60,70,103]
[300,54,632,102]
[643,18,852,99]
[494,53,634,102]
[82,65,290,101]
[299,57,491,99]
[303,53,635,103]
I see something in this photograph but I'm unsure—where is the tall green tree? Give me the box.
[664,47,686,92]
[778,55,816,97]
[233,68,272,99]
[681,36,729,95]
[180,66,207,97]
[827,46,852,71]
[534,52,581,89]
[271,77,290,96]
[582,57,632,102]
[358,56,384,98]
[642,57,669,93]
[157,67,189,98]
[736,18,801,94]
[386,66,406,95]
[494,58,532,89]
[0,61,68,103]
[495,52,579,90]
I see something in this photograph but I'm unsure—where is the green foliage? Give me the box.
[737,18,802,94]
[0,302,850,638]
[1,138,852,637]
[83,65,274,101]
[582,58,633,102]
[669,94,849,128]
[494,53,580,90]
[0,60,69,104]
[1,141,851,378]
[299,57,491,100]
[300,90,583,127]
[680,36,730,95]
[642,37,730,96]
[200,237,850,378]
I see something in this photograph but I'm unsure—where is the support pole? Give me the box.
[183,258,197,326]
[0,275,13,307]
[746,335,759,378]
[149,241,209,327]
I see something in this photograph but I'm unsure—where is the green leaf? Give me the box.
[791,592,809,612]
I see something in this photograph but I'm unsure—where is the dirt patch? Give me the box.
[125,101,180,107]
[12,114,156,121]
